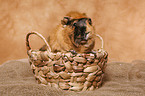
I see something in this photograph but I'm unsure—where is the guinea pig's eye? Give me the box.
[88,18,92,25]
[72,20,77,27]
[73,22,76,26]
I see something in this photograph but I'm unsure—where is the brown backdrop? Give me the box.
[0,0,145,64]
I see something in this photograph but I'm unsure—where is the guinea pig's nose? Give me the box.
[76,19,87,29]
[76,22,87,34]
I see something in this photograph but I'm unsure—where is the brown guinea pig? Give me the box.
[40,11,95,53]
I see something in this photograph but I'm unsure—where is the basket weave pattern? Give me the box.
[26,31,108,91]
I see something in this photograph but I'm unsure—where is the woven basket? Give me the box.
[26,31,108,91]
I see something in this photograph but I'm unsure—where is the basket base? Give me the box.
[28,50,108,91]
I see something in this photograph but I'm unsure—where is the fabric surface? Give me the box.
[0,59,145,96]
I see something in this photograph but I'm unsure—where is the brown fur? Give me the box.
[40,11,95,53]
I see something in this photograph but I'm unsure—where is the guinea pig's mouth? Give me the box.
[74,38,87,45]
[70,31,90,47]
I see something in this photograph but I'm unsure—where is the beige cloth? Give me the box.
[0,59,145,96]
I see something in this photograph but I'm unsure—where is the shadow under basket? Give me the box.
[26,31,108,91]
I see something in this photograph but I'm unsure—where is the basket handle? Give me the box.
[95,34,104,49]
[26,32,104,53]
[95,34,105,54]
[26,31,52,52]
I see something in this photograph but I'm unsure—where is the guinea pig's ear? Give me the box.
[61,16,70,25]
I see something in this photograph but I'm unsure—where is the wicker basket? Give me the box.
[26,31,108,91]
